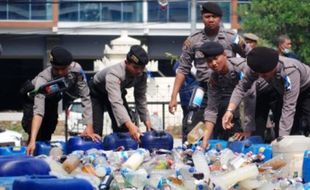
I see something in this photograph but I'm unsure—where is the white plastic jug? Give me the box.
[271,135,310,177]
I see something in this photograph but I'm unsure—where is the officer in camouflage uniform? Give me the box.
[197,42,255,148]
[21,47,100,156]
[223,47,310,137]
[89,45,151,142]
[168,2,241,141]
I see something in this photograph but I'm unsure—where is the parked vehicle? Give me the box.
[0,128,23,147]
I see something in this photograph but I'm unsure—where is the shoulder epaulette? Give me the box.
[229,57,245,67]
[222,28,236,36]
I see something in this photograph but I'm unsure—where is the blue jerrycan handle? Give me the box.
[153,130,166,137]
[116,132,129,139]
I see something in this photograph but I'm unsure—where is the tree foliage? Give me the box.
[239,0,310,63]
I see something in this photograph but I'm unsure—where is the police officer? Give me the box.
[197,42,255,148]
[168,2,239,141]
[22,47,100,156]
[89,45,151,142]
[277,34,299,60]
[243,33,259,50]
[223,47,310,137]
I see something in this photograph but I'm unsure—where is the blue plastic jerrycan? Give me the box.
[34,141,66,156]
[13,175,93,190]
[244,143,272,161]
[228,135,264,153]
[140,130,174,151]
[0,146,26,156]
[0,176,26,190]
[0,156,50,176]
[66,136,103,154]
[103,132,138,151]
[207,139,228,151]
[303,150,310,183]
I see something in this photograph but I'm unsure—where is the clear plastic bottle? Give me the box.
[62,154,80,173]
[121,168,148,188]
[192,150,210,181]
[179,167,195,189]
[150,112,163,131]
[122,149,146,170]
[187,122,206,144]
[49,146,63,161]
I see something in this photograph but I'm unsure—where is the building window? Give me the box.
[123,2,142,23]
[31,1,52,20]
[8,0,30,20]
[59,2,78,21]
[80,2,100,22]
[101,2,121,22]
[0,1,7,20]
[169,1,190,23]
[0,0,51,20]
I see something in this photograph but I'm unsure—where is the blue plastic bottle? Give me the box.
[103,132,138,150]
[140,131,174,151]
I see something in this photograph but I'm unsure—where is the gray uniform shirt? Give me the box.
[230,56,310,136]
[32,62,92,125]
[204,57,255,131]
[177,27,236,82]
[93,62,150,126]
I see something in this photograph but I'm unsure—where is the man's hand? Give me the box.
[126,122,141,142]
[26,141,36,156]
[80,124,101,142]
[168,97,177,114]
[233,131,252,141]
[222,110,234,130]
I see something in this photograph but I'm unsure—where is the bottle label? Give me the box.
[193,88,204,106]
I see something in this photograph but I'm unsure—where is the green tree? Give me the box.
[239,0,310,63]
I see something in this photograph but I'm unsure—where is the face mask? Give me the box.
[283,48,291,54]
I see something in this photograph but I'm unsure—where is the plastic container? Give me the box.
[0,146,26,156]
[192,150,210,181]
[62,155,80,174]
[12,176,93,190]
[140,131,173,151]
[0,156,50,176]
[0,176,25,190]
[186,122,206,144]
[303,150,310,183]
[245,144,272,161]
[150,112,163,131]
[228,136,264,153]
[122,149,146,170]
[272,135,310,177]
[34,141,66,156]
[212,164,259,190]
[208,139,228,150]
[66,136,103,154]
[103,133,138,151]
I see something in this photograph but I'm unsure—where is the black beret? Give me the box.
[50,47,73,66]
[126,45,149,66]
[201,2,223,17]
[199,41,224,58]
[247,47,279,73]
